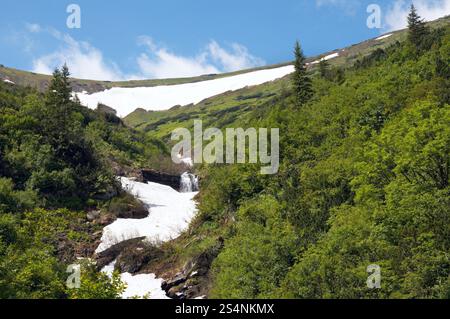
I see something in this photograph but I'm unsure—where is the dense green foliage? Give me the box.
[197,24,450,299]
[0,67,170,298]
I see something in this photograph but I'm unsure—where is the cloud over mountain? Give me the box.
[27,25,264,81]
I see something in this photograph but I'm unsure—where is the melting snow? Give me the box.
[3,79,15,85]
[103,261,169,299]
[77,65,295,117]
[376,34,393,40]
[96,177,198,253]
[309,52,340,65]
[98,177,198,299]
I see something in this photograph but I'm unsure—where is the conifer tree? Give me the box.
[44,64,79,146]
[292,41,313,106]
[407,4,428,50]
[319,59,330,79]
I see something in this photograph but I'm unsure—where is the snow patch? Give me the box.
[376,34,393,41]
[99,177,199,299]
[3,79,15,85]
[309,52,340,65]
[102,261,169,299]
[96,177,198,253]
[77,65,294,117]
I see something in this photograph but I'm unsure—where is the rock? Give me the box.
[94,237,146,270]
[161,237,224,299]
[96,103,117,115]
[86,210,101,222]
[184,237,224,276]
[99,213,116,226]
[142,169,181,191]
[161,273,188,291]
[115,242,163,274]
[116,204,148,219]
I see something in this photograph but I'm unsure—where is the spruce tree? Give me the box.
[44,64,78,147]
[319,59,330,79]
[407,4,428,50]
[293,41,313,106]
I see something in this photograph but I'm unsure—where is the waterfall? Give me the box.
[180,173,199,193]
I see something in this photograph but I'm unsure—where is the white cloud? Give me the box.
[32,33,125,81]
[385,0,450,31]
[136,36,264,79]
[136,36,219,79]
[207,41,265,72]
[25,23,42,33]
[26,26,264,81]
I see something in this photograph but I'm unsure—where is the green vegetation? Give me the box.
[161,16,449,299]
[408,4,430,51]
[293,41,313,106]
[0,65,171,298]
[0,11,448,300]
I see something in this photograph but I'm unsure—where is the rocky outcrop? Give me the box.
[161,237,224,299]
[142,169,181,191]
[115,243,164,273]
[94,237,146,270]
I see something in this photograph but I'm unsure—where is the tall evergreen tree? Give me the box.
[407,4,428,50]
[319,59,330,79]
[292,41,313,106]
[44,64,77,145]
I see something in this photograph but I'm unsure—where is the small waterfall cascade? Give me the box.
[180,173,199,193]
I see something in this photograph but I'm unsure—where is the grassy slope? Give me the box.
[123,16,449,139]
[0,62,291,94]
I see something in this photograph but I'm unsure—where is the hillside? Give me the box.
[128,18,450,299]
[122,16,449,137]
[0,12,449,300]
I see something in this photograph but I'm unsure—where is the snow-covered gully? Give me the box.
[99,175,199,299]
[77,65,295,117]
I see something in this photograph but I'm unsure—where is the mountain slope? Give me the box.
[135,20,450,299]
[122,16,449,136]
[2,15,448,112]
[0,14,449,300]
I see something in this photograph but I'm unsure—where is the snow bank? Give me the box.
[309,52,340,65]
[96,177,198,253]
[77,65,294,117]
[103,261,169,299]
[99,177,198,299]
[376,34,393,40]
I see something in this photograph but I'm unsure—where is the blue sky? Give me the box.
[0,0,449,80]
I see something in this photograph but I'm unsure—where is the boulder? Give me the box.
[142,169,181,191]
[115,204,148,219]
[115,242,163,274]
[95,237,146,270]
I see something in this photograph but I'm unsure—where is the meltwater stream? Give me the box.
[99,175,199,299]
